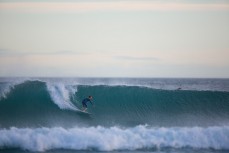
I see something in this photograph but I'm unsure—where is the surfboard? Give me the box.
[78,110,92,115]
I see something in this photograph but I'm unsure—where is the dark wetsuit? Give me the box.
[82,98,93,108]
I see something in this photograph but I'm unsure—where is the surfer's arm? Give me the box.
[89,100,93,105]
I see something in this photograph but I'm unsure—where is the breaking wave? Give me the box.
[0,79,229,127]
[0,125,229,152]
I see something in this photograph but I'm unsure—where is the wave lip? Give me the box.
[1,78,229,92]
[0,125,229,152]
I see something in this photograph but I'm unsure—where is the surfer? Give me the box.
[82,96,93,112]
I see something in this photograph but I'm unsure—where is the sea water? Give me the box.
[0,78,229,153]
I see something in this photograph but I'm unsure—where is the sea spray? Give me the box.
[46,82,78,110]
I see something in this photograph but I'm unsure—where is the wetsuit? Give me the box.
[82,98,93,108]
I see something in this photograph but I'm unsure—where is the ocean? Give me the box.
[0,77,229,153]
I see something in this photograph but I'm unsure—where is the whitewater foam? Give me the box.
[0,125,228,152]
[46,82,78,111]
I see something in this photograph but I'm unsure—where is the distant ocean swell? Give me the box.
[0,125,229,152]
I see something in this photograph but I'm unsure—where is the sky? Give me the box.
[0,0,229,78]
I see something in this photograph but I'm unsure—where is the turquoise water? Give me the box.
[0,78,229,153]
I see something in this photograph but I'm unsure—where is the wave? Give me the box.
[0,125,229,152]
[75,85,229,127]
[0,80,229,128]
[0,79,26,100]
[1,77,229,93]
[0,79,80,111]
[0,81,93,128]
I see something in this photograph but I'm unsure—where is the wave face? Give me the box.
[0,79,229,127]
[76,85,229,127]
[0,78,229,152]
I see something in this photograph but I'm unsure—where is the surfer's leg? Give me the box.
[82,103,87,111]
[83,108,87,112]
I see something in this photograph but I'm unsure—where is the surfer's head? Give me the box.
[89,96,93,100]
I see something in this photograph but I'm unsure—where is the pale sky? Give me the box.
[0,0,229,78]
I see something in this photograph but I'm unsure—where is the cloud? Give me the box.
[0,1,229,13]
[115,55,159,61]
[0,49,89,56]
[51,50,89,55]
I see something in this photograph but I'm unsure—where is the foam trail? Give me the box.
[0,125,229,152]
[46,83,78,111]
